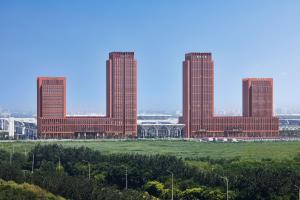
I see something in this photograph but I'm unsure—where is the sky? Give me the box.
[0,0,299,114]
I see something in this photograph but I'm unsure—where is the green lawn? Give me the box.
[0,140,299,161]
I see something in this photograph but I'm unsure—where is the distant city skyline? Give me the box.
[1,107,300,118]
[0,1,299,114]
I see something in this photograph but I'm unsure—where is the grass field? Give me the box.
[0,140,300,161]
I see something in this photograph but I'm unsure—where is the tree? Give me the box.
[0,179,65,200]
[144,181,165,197]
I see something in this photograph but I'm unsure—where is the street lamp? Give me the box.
[221,176,229,200]
[9,149,12,165]
[125,167,128,190]
[24,148,27,157]
[56,156,62,172]
[59,157,61,169]
[295,185,300,200]
[167,170,174,200]
[9,145,15,165]
[31,153,35,173]
[82,160,91,180]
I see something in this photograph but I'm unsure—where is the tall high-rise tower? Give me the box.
[106,52,137,136]
[182,53,214,138]
[243,78,274,117]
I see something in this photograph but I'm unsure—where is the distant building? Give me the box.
[182,53,279,138]
[137,114,184,138]
[37,52,137,138]
[278,114,300,137]
[0,118,37,139]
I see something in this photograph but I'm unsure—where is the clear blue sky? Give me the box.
[0,0,299,114]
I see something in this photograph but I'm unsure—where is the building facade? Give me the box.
[106,52,137,134]
[37,52,137,138]
[0,118,37,139]
[182,53,214,138]
[182,53,279,138]
[37,77,66,118]
[243,78,273,117]
[137,114,184,138]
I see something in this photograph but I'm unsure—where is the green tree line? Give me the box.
[0,144,299,199]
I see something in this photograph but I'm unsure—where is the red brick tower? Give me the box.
[106,52,137,137]
[243,78,273,117]
[182,53,214,138]
[37,77,66,118]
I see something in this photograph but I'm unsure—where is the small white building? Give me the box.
[0,117,37,139]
